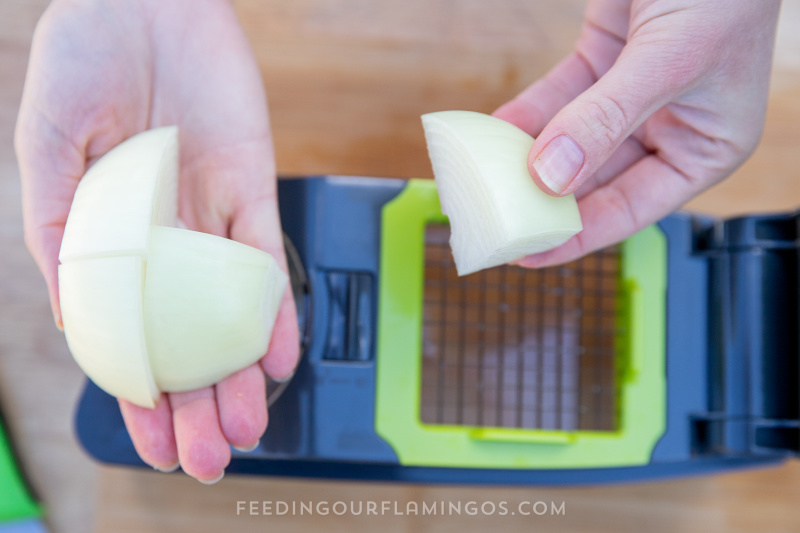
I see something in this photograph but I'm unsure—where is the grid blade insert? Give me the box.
[420,225,621,432]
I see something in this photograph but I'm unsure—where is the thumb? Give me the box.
[15,116,85,332]
[229,195,301,382]
[528,43,690,196]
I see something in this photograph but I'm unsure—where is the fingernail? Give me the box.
[233,440,260,453]
[153,461,180,473]
[532,135,584,194]
[271,369,295,383]
[515,253,551,269]
[198,471,225,485]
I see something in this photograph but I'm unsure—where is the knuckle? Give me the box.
[579,95,630,146]
[608,187,639,230]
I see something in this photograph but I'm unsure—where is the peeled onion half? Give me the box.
[58,127,287,408]
[421,110,583,275]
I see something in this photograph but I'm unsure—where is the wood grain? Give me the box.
[0,1,798,532]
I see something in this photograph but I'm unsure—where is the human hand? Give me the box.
[494,0,781,267]
[15,0,299,483]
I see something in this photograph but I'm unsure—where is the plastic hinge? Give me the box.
[694,211,800,457]
[323,271,374,362]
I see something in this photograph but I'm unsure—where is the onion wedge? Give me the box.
[144,226,286,392]
[421,110,583,275]
[59,256,159,408]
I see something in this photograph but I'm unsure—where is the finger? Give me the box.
[492,52,598,137]
[215,363,267,451]
[527,32,700,196]
[575,133,648,199]
[262,287,301,380]
[517,154,706,268]
[169,388,231,484]
[25,225,65,331]
[230,197,301,381]
[118,395,179,472]
[492,0,629,137]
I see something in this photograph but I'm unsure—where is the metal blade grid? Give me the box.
[420,225,621,432]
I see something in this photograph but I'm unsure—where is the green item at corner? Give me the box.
[0,415,41,524]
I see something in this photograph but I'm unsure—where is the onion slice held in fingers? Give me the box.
[421,111,583,275]
[57,127,287,408]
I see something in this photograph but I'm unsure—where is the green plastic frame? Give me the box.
[375,179,667,469]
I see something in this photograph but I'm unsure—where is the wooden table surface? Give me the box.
[1,1,799,532]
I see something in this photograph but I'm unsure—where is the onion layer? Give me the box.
[421,111,583,275]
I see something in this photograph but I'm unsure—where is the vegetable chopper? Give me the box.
[75,176,800,485]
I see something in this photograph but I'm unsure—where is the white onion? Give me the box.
[421,111,583,275]
[58,127,286,408]
[59,255,158,407]
[59,127,178,262]
[144,226,286,393]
